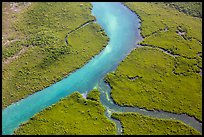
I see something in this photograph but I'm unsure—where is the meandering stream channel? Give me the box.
[2,2,202,135]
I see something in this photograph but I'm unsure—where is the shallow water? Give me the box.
[2,2,142,135]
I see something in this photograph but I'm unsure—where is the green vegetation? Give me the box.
[106,2,202,122]
[2,2,28,59]
[14,90,116,135]
[2,2,33,45]
[163,2,202,18]
[87,89,100,102]
[125,2,202,41]
[111,112,201,135]
[11,2,95,41]
[174,56,201,75]
[2,2,108,108]
[140,30,201,59]
[2,41,24,60]
[106,47,202,121]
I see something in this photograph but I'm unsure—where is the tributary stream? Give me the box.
[2,2,202,135]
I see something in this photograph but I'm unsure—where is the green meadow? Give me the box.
[105,2,202,121]
[14,90,116,135]
[2,2,108,108]
[111,112,200,135]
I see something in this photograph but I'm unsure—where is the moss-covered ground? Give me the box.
[2,2,108,108]
[105,2,202,121]
[14,90,116,135]
[111,112,201,135]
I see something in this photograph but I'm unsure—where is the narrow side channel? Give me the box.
[98,79,202,134]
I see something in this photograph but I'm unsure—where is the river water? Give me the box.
[2,2,201,135]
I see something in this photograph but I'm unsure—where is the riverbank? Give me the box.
[14,90,116,135]
[2,2,109,108]
[106,2,202,122]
